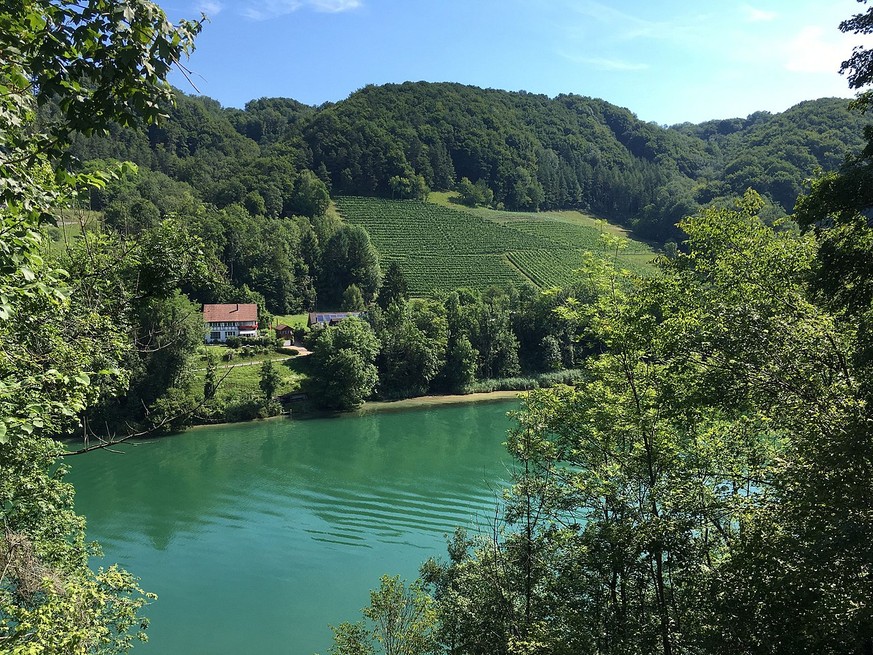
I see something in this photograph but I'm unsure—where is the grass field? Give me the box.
[193,347,306,401]
[335,195,656,294]
[271,313,308,329]
[44,208,103,254]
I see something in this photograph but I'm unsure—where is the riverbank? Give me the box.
[353,390,524,415]
[186,389,524,431]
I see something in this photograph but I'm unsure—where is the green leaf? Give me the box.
[0,422,7,444]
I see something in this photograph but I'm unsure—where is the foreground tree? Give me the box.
[330,576,438,655]
[0,1,199,651]
[418,192,870,654]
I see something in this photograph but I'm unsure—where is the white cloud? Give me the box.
[196,1,223,17]
[783,25,872,74]
[242,0,360,20]
[309,0,361,12]
[559,52,649,71]
[741,5,777,23]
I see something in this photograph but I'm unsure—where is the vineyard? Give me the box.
[334,197,656,294]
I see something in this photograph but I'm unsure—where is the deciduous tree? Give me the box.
[0,1,199,650]
[306,318,380,410]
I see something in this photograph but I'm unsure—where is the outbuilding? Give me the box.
[307,311,363,329]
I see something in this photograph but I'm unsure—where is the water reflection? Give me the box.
[68,401,516,654]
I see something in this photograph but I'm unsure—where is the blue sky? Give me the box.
[162,0,872,125]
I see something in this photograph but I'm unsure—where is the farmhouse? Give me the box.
[307,311,363,329]
[204,303,259,343]
[274,323,294,339]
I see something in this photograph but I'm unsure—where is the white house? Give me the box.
[204,303,259,343]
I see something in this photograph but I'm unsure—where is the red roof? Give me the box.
[203,303,258,323]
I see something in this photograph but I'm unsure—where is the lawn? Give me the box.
[271,313,309,329]
[192,349,307,401]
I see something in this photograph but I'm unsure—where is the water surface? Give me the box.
[68,401,517,654]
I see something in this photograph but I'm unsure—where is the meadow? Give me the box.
[335,195,656,293]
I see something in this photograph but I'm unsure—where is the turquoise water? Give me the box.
[67,401,517,654]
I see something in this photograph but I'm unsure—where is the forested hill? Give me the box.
[70,82,870,241]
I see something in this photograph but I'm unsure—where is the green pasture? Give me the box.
[271,313,309,329]
[43,209,103,254]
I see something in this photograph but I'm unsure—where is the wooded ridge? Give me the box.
[69,82,871,243]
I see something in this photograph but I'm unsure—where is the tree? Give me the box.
[286,169,330,218]
[420,192,868,654]
[342,284,367,311]
[794,2,873,320]
[468,291,520,379]
[455,177,492,207]
[840,0,873,92]
[306,318,380,410]
[374,301,446,399]
[259,359,281,400]
[0,1,199,650]
[321,225,382,307]
[330,576,438,655]
[377,262,409,310]
[456,177,478,206]
[204,351,219,400]
[442,334,477,392]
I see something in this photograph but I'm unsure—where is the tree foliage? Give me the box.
[330,576,438,655]
[0,0,199,650]
[306,318,380,410]
[320,225,382,307]
[412,192,873,654]
[65,76,872,248]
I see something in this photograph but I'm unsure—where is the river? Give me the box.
[66,400,518,654]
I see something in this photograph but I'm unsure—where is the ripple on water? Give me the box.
[68,401,519,655]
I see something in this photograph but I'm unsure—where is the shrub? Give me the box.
[464,369,583,394]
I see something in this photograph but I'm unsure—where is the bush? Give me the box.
[224,335,276,349]
[222,397,264,423]
[277,347,299,356]
[465,369,583,394]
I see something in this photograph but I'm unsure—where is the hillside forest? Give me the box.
[3,0,873,653]
[41,62,873,425]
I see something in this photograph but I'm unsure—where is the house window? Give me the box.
[210,331,220,341]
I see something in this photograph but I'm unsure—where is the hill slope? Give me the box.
[335,196,655,294]
[60,83,873,313]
